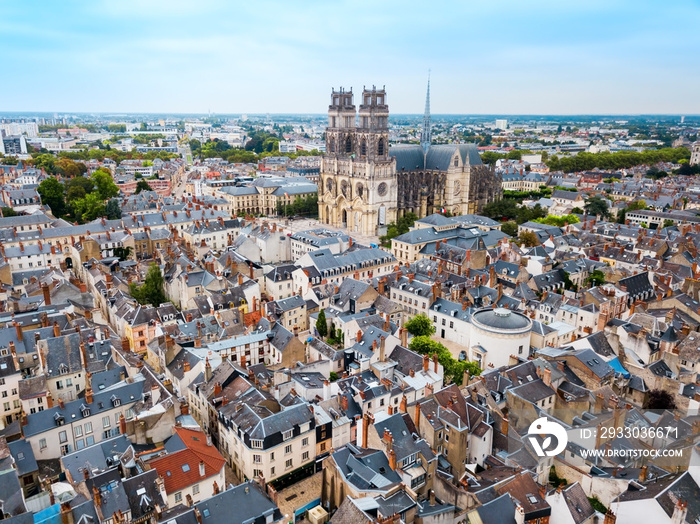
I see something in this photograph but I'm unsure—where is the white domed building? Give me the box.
[469,307,533,370]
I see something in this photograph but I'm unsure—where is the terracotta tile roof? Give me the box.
[149,427,225,494]
[244,310,262,327]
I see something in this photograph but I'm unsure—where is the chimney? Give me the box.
[59,398,65,409]
[42,283,51,305]
[501,415,509,436]
[383,428,393,449]
[53,321,61,338]
[85,386,93,404]
[357,329,362,342]
[361,412,373,448]
[388,448,397,470]
[400,395,407,413]
[429,490,436,507]
[639,464,648,482]
[119,413,127,434]
[379,336,386,362]
[14,322,22,342]
[433,354,438,373]
[400,327,407,347]
[414,401,421,432]
[199,460,206,477]
[423,354,430,372]
[341,393,349,412]
[214,382,222,397]
[205,357,212,382]
[543,367,552,388]
[93,486,101,508]
[238,273,243,286]
[378,278,385,295]
[604,509,617,524]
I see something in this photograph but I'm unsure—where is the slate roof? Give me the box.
[390,144,425,171]
[193,481,282,524]
[123,469,167,522]
[23,380,145,437]
[331,446,401,491]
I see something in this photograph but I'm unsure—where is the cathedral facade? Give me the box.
[317,86,502,236]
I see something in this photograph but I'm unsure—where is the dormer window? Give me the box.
[54,413,65,426]
[111,395,121,407]
[81,404,90,417]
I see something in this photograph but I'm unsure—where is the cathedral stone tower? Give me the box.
[318,83,501,236]
[319,87,397,236]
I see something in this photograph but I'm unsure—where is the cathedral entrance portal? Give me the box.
[341,209,347,228]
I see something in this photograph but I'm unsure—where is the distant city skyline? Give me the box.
[2,0,699,115]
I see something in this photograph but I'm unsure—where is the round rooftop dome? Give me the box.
[471,307,532,332]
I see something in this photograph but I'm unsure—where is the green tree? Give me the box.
[105,199,122,219]
[404,314,436,337]
[72,193,105,223]
[130,263,167,306]
[643,389,677,410]
[409,336,481,384]
[91,169,120,200]
[0,207,18,217]
[584,195,610,219]
[571,207,583,214]
[518,230,540,247]
[380,212,418,246]
[113,246,133,261]
[586,269,606,287]
[134,180,153,194]
[65,177,95,204]
[37,178,66,217]
[316,309,328,338]
[501,221,518,237]
[662,219,675,229]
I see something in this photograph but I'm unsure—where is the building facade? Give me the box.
[318,86,502,236]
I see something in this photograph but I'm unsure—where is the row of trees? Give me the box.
[37,168,121,222]
[189,138,321,164]
[546,147,690,173]
[379,212,418,247]
[276,194,318,217]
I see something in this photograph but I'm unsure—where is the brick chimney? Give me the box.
[119,413,127,434]
[388,448,397,470]
[603,509,617,524]
[423,354,429,372]
[433,354,438,373]
[415,401,421,431]
[379,336,386,362]
[14,322,22,342]
[357,329,362,342]
[400,395,407,413]
[42,283,51,305]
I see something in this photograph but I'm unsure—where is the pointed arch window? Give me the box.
[360,139,367,157]
[378,138,385,156]
[329,138,335,153]
[345,136,352,154]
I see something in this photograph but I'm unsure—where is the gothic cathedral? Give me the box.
[318,85,502,236]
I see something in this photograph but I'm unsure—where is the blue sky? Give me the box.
[2,0,699,114]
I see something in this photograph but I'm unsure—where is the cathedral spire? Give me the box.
[420,71,432,153]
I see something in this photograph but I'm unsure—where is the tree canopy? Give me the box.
[37,178,66,217]
[584,195,610,218]
[316,309,328,338]
[409,336,481,384]
[546,147,689,173]
[130,264,167,306]
[134,180,153,194]
[404,314,436,337]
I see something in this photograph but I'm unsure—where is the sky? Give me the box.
[2,0,700,115]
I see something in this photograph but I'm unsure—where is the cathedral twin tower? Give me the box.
[318,84,502,237]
